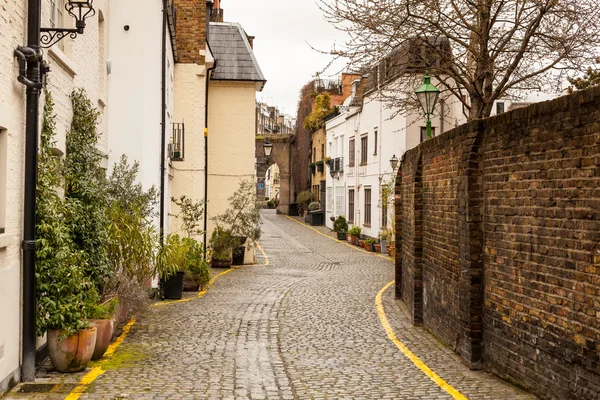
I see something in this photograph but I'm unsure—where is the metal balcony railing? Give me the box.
[169,122,184,162]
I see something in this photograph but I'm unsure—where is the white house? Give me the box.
[325,73,466,240]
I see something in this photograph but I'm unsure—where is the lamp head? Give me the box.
[414,73,440,116]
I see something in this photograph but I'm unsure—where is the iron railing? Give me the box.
[169,122,184,161]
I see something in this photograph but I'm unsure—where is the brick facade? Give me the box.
[174,0,206,65]
[395,87,600,399]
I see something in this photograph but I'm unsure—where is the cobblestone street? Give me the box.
[6,211,536,400]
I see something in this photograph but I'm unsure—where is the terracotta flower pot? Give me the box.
[374,244,381,252]
[48,327,97,372]
[359,240,365,248]
[90,319,114,360]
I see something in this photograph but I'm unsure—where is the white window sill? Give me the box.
[48,48,77,78]
[0,233,19,249]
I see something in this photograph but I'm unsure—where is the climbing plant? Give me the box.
[64,88,110,293]
[36,90,90,337]
[303,93,336,133]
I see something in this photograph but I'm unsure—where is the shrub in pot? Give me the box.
[296,190,314,217]
[37,91,97,373]
[212,180,262,267]
[85,291,118,360]
[181,238,210,291]
[365,238,376,252]
[156,234,186,299]
[380,229,391,253]
[349,226,362,245]
[333,216,348,240]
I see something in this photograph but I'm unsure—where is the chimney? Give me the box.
[211,0,224,22]
[247,35,255,49]
[206,1,213,39]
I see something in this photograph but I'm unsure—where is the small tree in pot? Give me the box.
[211,180,262,268]
[333,215,348,240]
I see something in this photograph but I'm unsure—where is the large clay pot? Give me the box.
[48,327,97,372]
[90,319,114,360]
[183,276,200,292]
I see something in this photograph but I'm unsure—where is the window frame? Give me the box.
[364,188,371,226]
[348,189,355,224]
[349,138,355,167]
[360,135,368,165]
[373,129,378,155]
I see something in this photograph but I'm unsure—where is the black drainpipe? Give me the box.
[160,0,168,243]
[17,0,43,382]
[203,1,215,258]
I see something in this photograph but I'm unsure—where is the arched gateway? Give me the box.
[255,135,293,215]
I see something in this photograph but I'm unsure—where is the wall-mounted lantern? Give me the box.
[264,138,273,158]
[40,0,96,48]
[390,154,399,170]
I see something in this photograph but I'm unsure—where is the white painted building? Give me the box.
[325,76,466,240]
[107,0,176,231]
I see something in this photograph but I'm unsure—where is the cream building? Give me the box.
[0,0,111,392]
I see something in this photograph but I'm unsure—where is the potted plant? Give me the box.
[85,290,119,360]
[380,229,391,254]
[316,160,324,172]
[211,180,262,267]
[365,238,376,252]
[374,242,382,252]
[296,190,314,218]
[333,215,348,240]
[37,91,97,373]
[359,238,366,248]
[349,226,361,245]
[387,242,396,258]
[181,237,210,291]
[157,234,186,300]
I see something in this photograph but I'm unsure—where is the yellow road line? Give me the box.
[63,250,262,400]
[376,281,468,400]
[63,318,136,400]
[285,215,393,261]
[256,242,270,265]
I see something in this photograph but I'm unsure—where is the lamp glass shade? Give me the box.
[414,75,440,116]
[70,0,93,8]
[390,154,399,170]
[264,141,273,157]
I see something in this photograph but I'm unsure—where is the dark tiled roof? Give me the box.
[209,22,266,85]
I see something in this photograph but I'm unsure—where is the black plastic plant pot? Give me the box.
[232,246,245,266]
[161,271,185,300]
[337,232,347,240]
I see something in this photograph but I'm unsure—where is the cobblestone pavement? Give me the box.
[6,211,536,400]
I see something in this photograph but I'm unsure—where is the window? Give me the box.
[374,129,378,155]
[313,147,316,163]
[420,127,436,143]
[496,102,505,114]
[348,189,355,223]
[0,129,6,234]
[364,188,372,226]
[313,184,320,202]
[327,186,333,213]
[321,144,325,160]
[50,0,66,51]
[360,135,368,165]
[335,186,345,216]
[349,138,355,167]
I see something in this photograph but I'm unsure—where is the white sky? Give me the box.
[223,0,347,117]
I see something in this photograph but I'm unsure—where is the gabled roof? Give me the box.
[209,22,266,90]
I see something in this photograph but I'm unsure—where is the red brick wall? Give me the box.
[174,0,206,65]
[395,87,600,399]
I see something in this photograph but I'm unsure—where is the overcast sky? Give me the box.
[223,0,347,117]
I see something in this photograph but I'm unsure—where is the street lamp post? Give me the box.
[14,0,95,381]
[414,73,440,140]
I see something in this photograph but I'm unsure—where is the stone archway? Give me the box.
[255,135,293,215]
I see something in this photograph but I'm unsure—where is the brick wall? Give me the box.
[395,87,600,399]
[174,0,206,65]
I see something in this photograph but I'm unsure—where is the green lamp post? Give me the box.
[414,73,440,139]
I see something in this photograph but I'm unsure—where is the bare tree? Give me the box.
[318,0,600,120]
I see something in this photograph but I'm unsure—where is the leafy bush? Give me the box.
[182,238,211,287]
[308,201,321,211]
[365,238,376,244]
[379,229,391,241]
[333,216,348,233]
[107,155,158,220]
[65,88,110,293]
[303,94,336,132]
[266,200,276,208]
[36,91,90,337]
[296,190,314,215]
[210,227,236,260]
[349,226,362,236]
[170,195,205,238]
[85,288,119,320]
